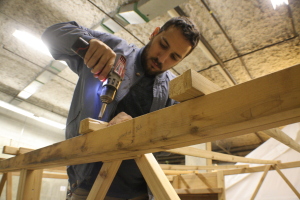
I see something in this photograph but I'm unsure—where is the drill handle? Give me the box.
[71,37,89,59]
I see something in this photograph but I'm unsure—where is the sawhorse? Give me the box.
[79,118,181,200]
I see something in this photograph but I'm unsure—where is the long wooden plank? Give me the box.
[166,147,279,164]
[175,188,222,194]
[87,160,122,200]
[0,65,300,172]
[262,128,300,153]
[160,164,249,170]
[135,153,180,200]
[222,161,300,176]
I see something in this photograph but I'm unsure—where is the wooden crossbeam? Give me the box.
[175,188,222,194]
[79,118,108,134]
[261,128,300,153]
[160,164,249,170]
[169,68,222,102]
[166,147,279,164]
[195,161,300,177]
[2,146,34,155]
[0,65,300,172]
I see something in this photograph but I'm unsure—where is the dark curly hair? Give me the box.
[159,16,200,56]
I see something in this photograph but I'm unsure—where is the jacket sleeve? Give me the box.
[41,21,97,74]
[41,21,125,75]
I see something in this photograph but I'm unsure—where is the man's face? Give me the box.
[142,26,192,76]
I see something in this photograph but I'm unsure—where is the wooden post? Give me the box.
[135,154,180,200]
[16,169,43,200]
[250,165,271,200]
[217,170,226,200]
[6,172,12,200]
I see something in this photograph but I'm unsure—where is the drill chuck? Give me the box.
[100,85,116,104]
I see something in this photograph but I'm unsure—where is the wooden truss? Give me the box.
[0,64,299,199]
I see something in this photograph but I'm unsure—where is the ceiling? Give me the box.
[0,0,299,159]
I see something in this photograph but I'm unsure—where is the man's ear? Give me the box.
[149,27,160,40]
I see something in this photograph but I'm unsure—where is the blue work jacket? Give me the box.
[42,21,177,198]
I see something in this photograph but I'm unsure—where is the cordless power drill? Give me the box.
[71,37,126,119]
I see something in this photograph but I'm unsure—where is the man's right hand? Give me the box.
[84,39,116,81]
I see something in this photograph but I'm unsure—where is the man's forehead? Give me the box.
[160,27,192,58]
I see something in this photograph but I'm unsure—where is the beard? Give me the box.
[141,43,163,76]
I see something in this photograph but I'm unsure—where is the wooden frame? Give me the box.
[0,65,299,199]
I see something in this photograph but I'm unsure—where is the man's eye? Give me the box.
[171,54,178,61]
[160,42,167,49]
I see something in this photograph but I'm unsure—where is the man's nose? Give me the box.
[158,51,168,64]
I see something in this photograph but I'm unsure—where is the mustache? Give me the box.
[151,57,162,70]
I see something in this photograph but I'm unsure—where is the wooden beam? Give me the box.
[87,160,122,200]
[79,118,108,134]
[261,128,300,153]
[217,170,226,200]
[2,146,18,155]
[250,165,271,200]
[0,65,300,172]
[177,160,300,189]
[169,69,221,102]
[160,164,249,170]
[135,153,180,200]
[16,169,43,200]
[175,188,222,194]
[6,172,12,200]
[163,170,197,175]
[166,147,279,164]
[273,165,300,198]
[2,146,34,155]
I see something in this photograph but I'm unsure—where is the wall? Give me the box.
[0,106,69,200]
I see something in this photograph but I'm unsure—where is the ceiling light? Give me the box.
[17,90,33,99]
[13,30,51,56]
[101,18,122,33]
[270,0,289,9]
[17,80,44,99]
[118,2,149,24]
[0,100,33,117]
[0,100,66,129]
